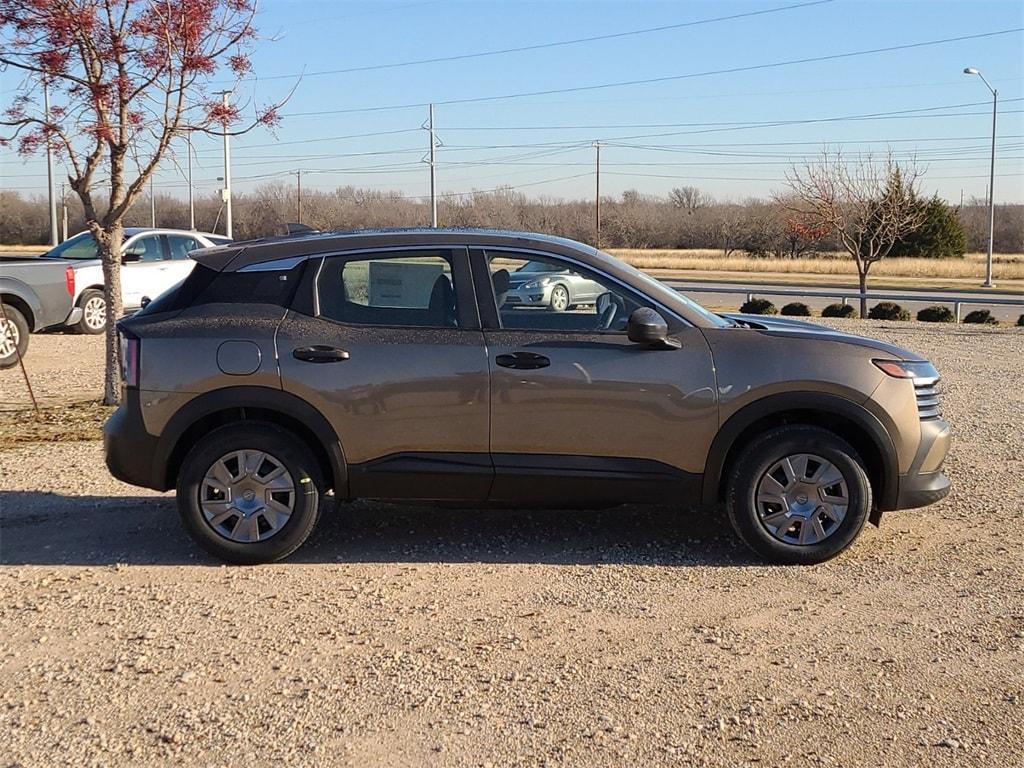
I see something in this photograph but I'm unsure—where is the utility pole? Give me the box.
[593,140,602,249]
[187,131,195,230]
[43,82,58,247]
[60,182,68,242]
[216,90,234,239]
[296,170,302,223]
[428,103,438,228]
[150,172,156,227]
[984,87,997,288]
[963,67,997,288]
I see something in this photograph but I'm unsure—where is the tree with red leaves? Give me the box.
[1,0,283,404]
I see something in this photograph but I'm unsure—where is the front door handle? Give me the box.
[293,345,350,363]
[495,351,550,370]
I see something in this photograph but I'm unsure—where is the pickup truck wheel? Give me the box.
[0,305,29,369]
[176,422,324,564]
[726,425,871,565]
[73,289,106,334]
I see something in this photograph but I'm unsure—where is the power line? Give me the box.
[242,0,835,82]
[280,28,1024,116]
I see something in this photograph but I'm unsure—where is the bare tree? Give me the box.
[0,0,285,404]
[669,186,711,214]
[785,151,925,317]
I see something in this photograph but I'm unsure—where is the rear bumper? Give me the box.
[103,389,166,491]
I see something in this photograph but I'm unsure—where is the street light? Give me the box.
[963,66,997,288]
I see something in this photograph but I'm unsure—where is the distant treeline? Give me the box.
[2,185,1021,254]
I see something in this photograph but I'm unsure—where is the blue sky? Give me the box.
[3,0,1023,204]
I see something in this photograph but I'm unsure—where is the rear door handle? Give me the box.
[293,345,350,363]
[495,351,550,370]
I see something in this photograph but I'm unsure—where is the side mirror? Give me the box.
[627,307,680,349]
[140,296,152,309]
[122,251,141,263]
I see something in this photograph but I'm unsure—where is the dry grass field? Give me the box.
[611,249,1024,282]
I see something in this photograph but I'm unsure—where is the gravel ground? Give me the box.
[1,321,1022,767]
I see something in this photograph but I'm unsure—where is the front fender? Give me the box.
[700,391,899,509]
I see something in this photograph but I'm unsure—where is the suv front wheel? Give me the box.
[176,422,323,564]
[726,425,872,565]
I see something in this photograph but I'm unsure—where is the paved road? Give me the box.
[666,279,1024,322]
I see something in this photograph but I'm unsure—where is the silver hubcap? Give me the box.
[0,317,18,358]
[755,453,849,546]
[83,296,106,329]
[551,287,568,311]
[200,450,295,543]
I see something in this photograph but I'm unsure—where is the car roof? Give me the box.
[123,227,222,239]
[192,228,605,272]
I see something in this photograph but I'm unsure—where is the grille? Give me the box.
[914,379,941,420]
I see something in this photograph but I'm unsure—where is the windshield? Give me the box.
[42,232,99,260]
[599,250,732,328]
[516,260,564,273]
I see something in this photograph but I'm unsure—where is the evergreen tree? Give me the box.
[891,196,967,258]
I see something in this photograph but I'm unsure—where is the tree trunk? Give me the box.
[858,269,868,319]
[97,224,125,406]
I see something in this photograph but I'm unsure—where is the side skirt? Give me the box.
[347,452,701,507]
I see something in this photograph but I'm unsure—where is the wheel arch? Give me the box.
[0,288,39,331]
[702,392,899,511]
[156,386,348,496]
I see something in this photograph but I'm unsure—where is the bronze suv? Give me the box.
[104,229,951,564]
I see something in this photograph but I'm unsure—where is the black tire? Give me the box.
[73,289,106,334]
[548,284,570,312]
[725,425,872,565]
[0,304,29,370]
[176,422,323,564]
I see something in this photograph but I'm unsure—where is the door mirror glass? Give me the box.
[122,251,141,263]
[627,307,680,349]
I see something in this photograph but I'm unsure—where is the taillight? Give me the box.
[122,334,140,388]
[64,265,75,296]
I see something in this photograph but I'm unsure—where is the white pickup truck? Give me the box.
[43,227,230,333]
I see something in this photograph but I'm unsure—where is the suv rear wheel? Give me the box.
[176,422,323,564]
[726,425,871,565]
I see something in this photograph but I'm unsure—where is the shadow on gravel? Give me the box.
[0,491,753,567]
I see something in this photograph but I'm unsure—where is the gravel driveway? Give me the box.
[1,322,1022,767]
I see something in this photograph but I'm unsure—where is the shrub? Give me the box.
[916,305,955,323]
[963,309,998,325]
[740,298,777,315]
[1018,314,1024,327]
[781,302,811,317]
[822,303,856,318]
[868,302,911,321]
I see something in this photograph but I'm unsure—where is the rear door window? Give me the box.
[166,235,202,260]
[317,251,462,328]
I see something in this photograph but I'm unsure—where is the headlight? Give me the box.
[523,277,551,290]
[872,359,939,385]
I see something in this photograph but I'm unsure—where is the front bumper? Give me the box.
[887,417,952,511]
[504,284,552,307]
[103,389,165,490]
[895,469,951,509]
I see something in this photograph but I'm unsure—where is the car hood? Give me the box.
[507,272,559,286]
[721,313,926,361]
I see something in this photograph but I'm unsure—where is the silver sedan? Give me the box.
[503,262,604,311]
